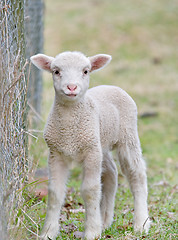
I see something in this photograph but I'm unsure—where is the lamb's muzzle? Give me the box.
[67,84,77,91]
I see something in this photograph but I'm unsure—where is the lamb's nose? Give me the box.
[67,84,77,91]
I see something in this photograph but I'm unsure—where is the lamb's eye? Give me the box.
[53,69,61,76]
[83,69,88,75]
[54,70,60,75]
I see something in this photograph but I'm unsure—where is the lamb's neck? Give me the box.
[53,95,87,112]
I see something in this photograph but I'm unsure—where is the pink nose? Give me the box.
[67,84,77,91]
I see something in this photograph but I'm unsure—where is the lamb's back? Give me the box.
[87,85,138,149]
[87,85,135,109]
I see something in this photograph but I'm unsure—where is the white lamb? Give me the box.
[31,51,150,240]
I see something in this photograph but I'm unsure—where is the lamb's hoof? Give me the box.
[40,233,55,240]
[40,233,56,240]
[40,224,59,240]
[84,227,101,240]
[134,217,151,234]
[102,215,113,231]
[84,232,101,240]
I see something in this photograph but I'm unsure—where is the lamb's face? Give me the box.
[30,51,112,104]
[51,52,91,102]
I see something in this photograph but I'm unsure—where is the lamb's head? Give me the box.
[30,51,111,103]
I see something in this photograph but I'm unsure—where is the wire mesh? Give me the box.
[0,0,43,238]
[0,1,28,238]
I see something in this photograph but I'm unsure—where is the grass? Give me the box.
[22,0,178,239]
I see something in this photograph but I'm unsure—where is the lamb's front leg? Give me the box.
[40,151,69,240]
[81,149,102,240]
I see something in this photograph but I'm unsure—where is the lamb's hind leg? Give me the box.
[100,151,118,230]
[117,136,150,233]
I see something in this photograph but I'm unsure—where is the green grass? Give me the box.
[22,0,178,239]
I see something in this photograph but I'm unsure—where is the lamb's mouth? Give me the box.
[65,93,77,97]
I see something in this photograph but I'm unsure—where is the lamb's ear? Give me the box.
[89,54,112,72]
[30,54,54,72]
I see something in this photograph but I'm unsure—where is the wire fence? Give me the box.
[0,0,43,239]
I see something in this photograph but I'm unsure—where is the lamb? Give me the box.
[30,51,150,240]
